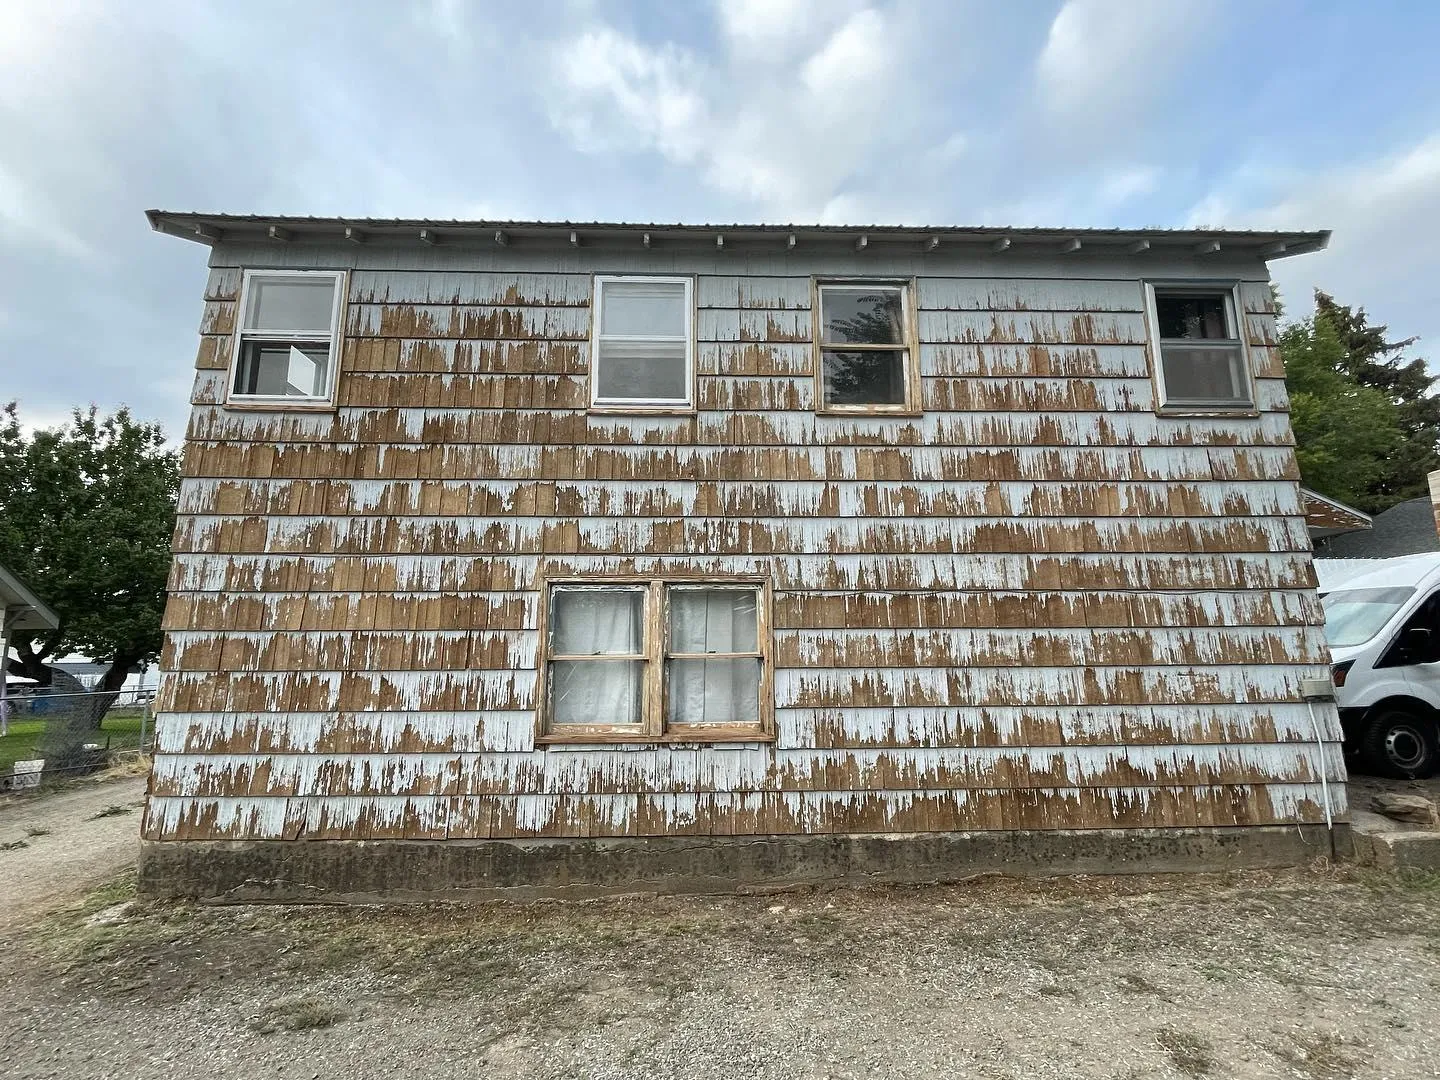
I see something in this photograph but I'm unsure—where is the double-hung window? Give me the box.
[541,580,770,741]
[815,280,918,412]
[1143,283,1253,411]
[229,269,346,405]
[590,276,694,410]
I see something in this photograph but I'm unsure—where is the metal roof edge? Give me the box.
[145,211,1330,261]
[0,562,61,632]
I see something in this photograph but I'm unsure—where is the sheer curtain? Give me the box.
[549,589,644,726]
[668,588,760,725]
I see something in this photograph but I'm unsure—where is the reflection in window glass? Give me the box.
[820,287,904,345]
[822,350,907,406]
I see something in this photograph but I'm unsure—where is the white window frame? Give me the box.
[813,279,920,415]
[227,268,347,408]
[589,275,695,411]
[1143,281,1254,412]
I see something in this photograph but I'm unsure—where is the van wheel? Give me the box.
[1362,707,1439,779]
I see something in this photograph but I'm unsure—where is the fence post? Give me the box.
[139,695,149,755]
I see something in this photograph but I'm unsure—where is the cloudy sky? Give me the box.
[3,0,1438,440]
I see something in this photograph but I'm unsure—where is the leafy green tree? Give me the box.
[0,402,179,701]
[1282,314,1406,511]
[1312,291,1440,508]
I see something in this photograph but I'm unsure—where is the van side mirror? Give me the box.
[1403,627,1439,663]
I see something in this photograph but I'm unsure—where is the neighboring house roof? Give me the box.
[1312,496,1440,559]
[1301,487,1373,539]
[146,211,1329,260]
[0,563,60,631]
[51,661,109,677]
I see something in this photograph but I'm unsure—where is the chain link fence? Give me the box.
[0,685,156,791]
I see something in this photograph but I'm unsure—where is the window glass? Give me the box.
[550,660,644,726]
[233,343,330,397]
[1156,293,1230,340]
[245,277,338,332]
[599,280,687,337]
[1159,348,1245,403]
[550,588,644,654]
[822,350,907,407]
[594,342,689,402]
[669,588,759,653]
[820,287,905,345]
[667,658,761,725]
[1322,587,1415,647]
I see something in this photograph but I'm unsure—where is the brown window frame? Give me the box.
[535,575,774,744]
[812,277,922,416]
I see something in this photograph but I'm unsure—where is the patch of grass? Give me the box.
[1118,970,1174,1001]
[251,997,350,1034]
[90,804,134,819]
[1197,961,1232,983]
[1273,1031,1360,1080]
[1156,1027,1214,1078]
[0,709,152,771]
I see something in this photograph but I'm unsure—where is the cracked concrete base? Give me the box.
[138,826,1347,903]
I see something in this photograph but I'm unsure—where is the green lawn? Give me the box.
[0,708,151,772]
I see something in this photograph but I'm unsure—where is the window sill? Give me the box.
[537,728,774,747]
[815,407,923,418]
[223,398,339,413]
[1155,405,1259,418]
[587,405,697,417]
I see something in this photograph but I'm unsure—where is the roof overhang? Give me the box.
[1302,487,1374,539]
[146,211,1330,261]
[0,563,59,632]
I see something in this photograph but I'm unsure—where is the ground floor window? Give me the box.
[539,579,771,742]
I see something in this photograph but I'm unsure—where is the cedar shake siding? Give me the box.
[143,219,1341,857]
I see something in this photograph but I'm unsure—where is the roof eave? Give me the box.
[0,564,60,632]
[145,211,1330,261]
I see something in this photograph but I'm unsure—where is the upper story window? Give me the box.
[815,281,918,413]
[540,579,771,742]
[590,276,694,411]
[229,269,346,406]
[1144,283,1253,412]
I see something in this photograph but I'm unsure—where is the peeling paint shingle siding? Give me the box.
[145,245,1340,843]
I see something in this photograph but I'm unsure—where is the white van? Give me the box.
[1323,552,1440,777]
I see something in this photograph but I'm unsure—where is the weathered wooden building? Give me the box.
[140,215,1342,899]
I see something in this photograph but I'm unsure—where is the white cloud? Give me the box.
[543,7,914,219]
[1036,0,1209,117]
[716,0,828,53]
[1195,133,1440,355]
[1098,165,1161,206]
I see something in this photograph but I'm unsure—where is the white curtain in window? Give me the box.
[550,589,644,726]
[668,589,760,725]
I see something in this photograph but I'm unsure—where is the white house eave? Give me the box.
[0,563,60,632]
[146,211,1330,262]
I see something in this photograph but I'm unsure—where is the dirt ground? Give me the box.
[0,772,147,933]
[2,863,1440,1079]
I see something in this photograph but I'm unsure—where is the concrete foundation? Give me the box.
[137,824,1352,904]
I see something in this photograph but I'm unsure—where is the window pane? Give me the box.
[600,280,687,337]
[822,349,907,406]
[667,658,761,725]
[1155,293,1230,340]
[669,588,759,653]
[820,287,904,345]
[550,588,644,654]
[233,342,330,397]
[1161,345,1248,403]
[551,660,644,726]
[595,340,688,402]
[245,277,338,332]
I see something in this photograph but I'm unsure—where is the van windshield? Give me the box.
[1322,587,1416,647]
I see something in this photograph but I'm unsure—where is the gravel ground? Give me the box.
[0,772,146,934]
[4,865,1440,1079]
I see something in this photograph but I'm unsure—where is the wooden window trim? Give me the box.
[812,277,922,417]
[588,274,697,414]
[226,268,348,410]
[534,574,774,745]
[1142,280,1257,416]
